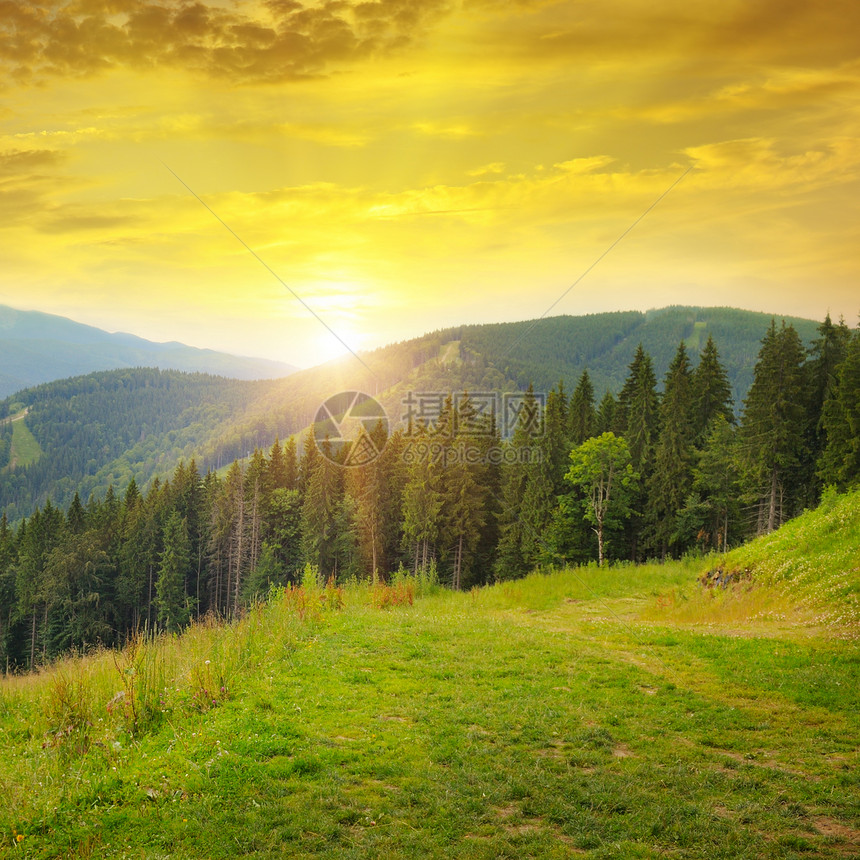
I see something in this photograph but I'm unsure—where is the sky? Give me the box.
[1,0,859,368]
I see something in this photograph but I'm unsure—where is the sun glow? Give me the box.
[1,0,858,366]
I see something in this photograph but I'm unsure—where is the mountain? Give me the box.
[0,304,298,398]
[456,305,821,405]
[0,305,825,520]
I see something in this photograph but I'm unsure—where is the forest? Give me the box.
[1,314,858,671]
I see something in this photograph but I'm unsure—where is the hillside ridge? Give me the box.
[0,304,298,398]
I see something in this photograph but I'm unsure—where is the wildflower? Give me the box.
[16,834,25,842]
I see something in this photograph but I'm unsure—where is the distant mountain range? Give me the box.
[0,305,824,521]
[0,305,298,399]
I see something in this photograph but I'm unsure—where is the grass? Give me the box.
[7,412,41,469]
[1,500,859,858]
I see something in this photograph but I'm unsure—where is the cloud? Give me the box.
[0,0,451,87]
[0,148,67,176]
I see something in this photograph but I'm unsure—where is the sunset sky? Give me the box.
[1,0,859,367]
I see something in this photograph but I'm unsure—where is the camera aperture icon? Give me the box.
[313,391,388,466]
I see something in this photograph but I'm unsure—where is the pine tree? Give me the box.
[806,315,852,493]
[401,423,443,575]
[615,345,659,559]
[155,511,192,632]
[494,385,539,581]
[568,370,596,446]
[66,492,86,534]
[517,385,568,569]
[268,438,288,492]
[818,328,860,488]
[300,443,342,577]
[739,320,808,533]
[283,436,299,491]
[263,488,303,578]
[439,393,488,589]
[691,334,733,440]
[692,415,740,551]
[594,391,617,435]
[617,345,660,473]
[647,343,695,557]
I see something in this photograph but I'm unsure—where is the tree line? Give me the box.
[1,315,858,670]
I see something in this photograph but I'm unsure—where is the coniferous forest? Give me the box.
[1,315,858,671]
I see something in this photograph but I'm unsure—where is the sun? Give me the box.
[313,319,365,365]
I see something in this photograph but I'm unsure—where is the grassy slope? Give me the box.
[648,488,860,637]
[2,501,859,859]
[9,411,41,469]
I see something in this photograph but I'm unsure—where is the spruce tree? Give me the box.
[647,343,695,557]
[155,511,192,632]
[818,328,860,488]
[440,393,488,589]
[595,391,617,435]
[739,320,808,533]
[300,442,342,577]
[568,370,596,446]
[616,345,659,558]
[268,438,288,492]
[283,436,299,491]
[494,385,539,581]
[691,334,733,440]
[806,315,852,493]
[692,415,740,551]
[401,422,443,574]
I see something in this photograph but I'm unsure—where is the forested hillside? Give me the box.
[0,371,275,521]
[459,305,820,402]
[2,310,858,671]
[0,306,831,523]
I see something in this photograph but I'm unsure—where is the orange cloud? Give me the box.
[0,0,451,86]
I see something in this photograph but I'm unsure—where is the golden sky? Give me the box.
[1,0,859,366]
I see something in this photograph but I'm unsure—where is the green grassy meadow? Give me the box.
[8,412,41,470]
[2,506,859,859]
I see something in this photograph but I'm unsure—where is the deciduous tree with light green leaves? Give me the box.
[564,432,638,567]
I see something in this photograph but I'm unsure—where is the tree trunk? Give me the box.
[29,609,37,670]
[596,516,605,568]
[767,468,779,533]
[454,534,463,590]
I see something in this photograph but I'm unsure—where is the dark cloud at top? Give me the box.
[0,0,451,86]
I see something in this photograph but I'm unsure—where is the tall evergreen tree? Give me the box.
[494,385,539,580]
[440,393,488,589]
[818,328,860,488]
[267,438,288,493]
[401,423,443,574]
[568,370,596,446]
[806,314,852,493]
[647,343,695,557]
[616,345,659,558]
[300,441,342,577]
[691,334,733,440]
[594,391,617,435]
[739,320,808,533]
[692,415,740,551]
[155,511,192,632]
